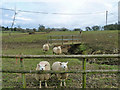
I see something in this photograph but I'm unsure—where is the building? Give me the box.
[118,1,120,24]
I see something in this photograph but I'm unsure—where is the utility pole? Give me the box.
[9,6,17,36]
[106,11,108,26]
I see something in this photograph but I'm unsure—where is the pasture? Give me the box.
[2,30,119,88]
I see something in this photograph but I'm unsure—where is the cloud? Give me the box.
[1,0,119,30]
[2,19,12,24]
[4,14,9,17]
[15,17,32,21]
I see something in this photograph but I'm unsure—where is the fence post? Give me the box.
[47,36,49,44]
[49,36,52,44]
[82,58,86,88]
[72,35,73,44]
[20,56,26,88]
[62,35,63,45]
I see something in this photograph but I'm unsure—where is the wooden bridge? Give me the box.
[47,35,81,45]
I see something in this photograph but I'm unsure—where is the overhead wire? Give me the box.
[0,7,105,15]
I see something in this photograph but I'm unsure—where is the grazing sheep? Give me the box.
[35,61,50,88]
[53,46,62,55]
[43,44,50,54]
[52,61,68,87]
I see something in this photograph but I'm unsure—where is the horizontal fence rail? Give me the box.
[1,70,119,74]
[1,54,120,58]
[48,35,80,37]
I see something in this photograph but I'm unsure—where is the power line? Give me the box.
[0,7,105,15]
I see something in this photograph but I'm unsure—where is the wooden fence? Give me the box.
[1,54,120,88]
[47,35,81,45]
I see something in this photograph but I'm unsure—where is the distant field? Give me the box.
[2,30,119,55]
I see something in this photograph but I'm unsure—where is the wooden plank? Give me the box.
[1,70,119,74]
[1,54,119,58]
[48,35,80,37]
[82,58,86,88]
[50,42,81,45]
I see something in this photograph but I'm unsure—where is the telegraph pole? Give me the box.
[106,11,108,26]
[9,6,17,36]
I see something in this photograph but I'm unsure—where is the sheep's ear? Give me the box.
[37,64,39,67]
[60,62,62,65]
[66,62,68,64]
[37,64,40,67]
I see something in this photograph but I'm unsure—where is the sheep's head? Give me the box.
[45,43,51,47]
[37,64,47,70]
[58,46,61,49]
[60,62,68,70]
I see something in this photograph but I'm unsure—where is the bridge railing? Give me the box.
[47,35,81,45]
[1,54,120,88]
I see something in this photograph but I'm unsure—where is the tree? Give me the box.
[46,28,51,33]
[85,27,92,31]
[60,27,69,31]
[38,24,45,32]
[26,28,30,32]
[104,23,118,30]
[13,27,17,31]
[33,28,36,32]
[92,26,101,31]
[73,28,82,31]
[1,26,5,31]
[5,26,9,31]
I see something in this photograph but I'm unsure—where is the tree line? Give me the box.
[0,23,120,33]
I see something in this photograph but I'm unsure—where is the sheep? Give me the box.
[43,44,50,54]
[52,61,68,87]
[53,46,62,55]
[35,61,50,88]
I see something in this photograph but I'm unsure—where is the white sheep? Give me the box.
[35,61,50,88]
[52,61,68,87]
[43,44,50,54]
[53,46,62,55]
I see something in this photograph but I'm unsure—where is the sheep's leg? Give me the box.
[39,81,41,88]
[45,80,48,88]
[63,79,66,86]
[53,51,55,55]
[43,51,46,55]
[60,80,62,87]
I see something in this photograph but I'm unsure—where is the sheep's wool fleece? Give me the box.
[52,62,68,79]
[52,62,68,71]
[43,44,49,51]
[53,47,62,54]
[35,61,50,81]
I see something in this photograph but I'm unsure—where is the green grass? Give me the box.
[2,30,119,55]
[2,57,118,88]
[2,30,119,88]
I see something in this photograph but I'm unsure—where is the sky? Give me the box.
[0,0,119,30]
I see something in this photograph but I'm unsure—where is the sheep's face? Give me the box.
[58,46,61,49]
[37,64,47,70]
[60,62,68,69]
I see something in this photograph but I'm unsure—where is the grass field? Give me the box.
[2,30,119,88]
[2,30,119,55]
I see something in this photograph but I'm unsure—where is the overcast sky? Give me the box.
[0,0,119,30]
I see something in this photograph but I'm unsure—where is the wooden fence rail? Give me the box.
[1,70,119,74]
[1,54,120,58]
[1,54,120,88]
